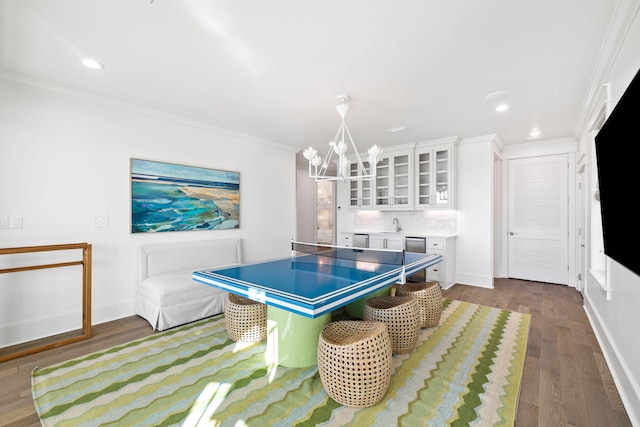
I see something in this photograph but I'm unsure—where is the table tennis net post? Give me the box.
[291,241,405,266]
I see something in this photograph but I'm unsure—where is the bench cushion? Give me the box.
[135,239,242,331]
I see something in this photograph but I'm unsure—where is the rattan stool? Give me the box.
[395,281,443,328]
[363,296,420,354]
[317,321,392,408]
[224,293,267,343]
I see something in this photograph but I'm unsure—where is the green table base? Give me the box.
[266,306,331,368]
[345,284,393,319]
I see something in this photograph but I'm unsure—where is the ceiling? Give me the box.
[0,0,618,153]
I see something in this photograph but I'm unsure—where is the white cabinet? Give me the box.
[369,233,404,250]
[340,232,353,247]
[374,148,413,209]
[347,160,373,208]
[414,138,458,209]
[344,139,457,211]
[340,232,456,287]
[425,236,456,287]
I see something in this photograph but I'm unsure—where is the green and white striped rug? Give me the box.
[32,299,530,426]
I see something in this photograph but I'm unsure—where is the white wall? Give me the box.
[0,77,297,347]
[580,2,640,422]
[455,136,495,288]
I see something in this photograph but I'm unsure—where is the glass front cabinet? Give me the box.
[374,147,413,209]
[348,160,372,208]
[414,138,458,209]
[345,139,457,210]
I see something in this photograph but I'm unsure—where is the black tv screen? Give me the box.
[594,67,640,277]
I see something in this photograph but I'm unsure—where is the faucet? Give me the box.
[393,218,401,233]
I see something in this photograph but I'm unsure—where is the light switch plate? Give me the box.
[11,216,23,229]
[93,215,109,227]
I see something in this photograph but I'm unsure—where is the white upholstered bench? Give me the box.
[135,238,242,331]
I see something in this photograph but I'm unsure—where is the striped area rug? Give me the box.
[32,299,530,426]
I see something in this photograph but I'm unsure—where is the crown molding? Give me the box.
[0,70,299,153]
[574,0,640,142]
[500,137,578,160]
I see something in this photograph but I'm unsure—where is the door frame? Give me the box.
[496,139,577,287]
[576,161,587,292]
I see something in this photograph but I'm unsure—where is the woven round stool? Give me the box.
[363,296,420,354]
[395,281,443,328]
[224,293,267,343]
[317,321,392,408]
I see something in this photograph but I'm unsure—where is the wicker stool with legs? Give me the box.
[224,293,267,343]
[363,296,420,354]
[317,321,392,408]
[395,281,443,328]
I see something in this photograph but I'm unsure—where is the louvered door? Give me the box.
[507,154,568,284]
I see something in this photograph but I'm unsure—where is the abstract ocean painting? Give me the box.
[131,159,239,233]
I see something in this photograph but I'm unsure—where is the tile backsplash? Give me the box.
[345,210,457,235]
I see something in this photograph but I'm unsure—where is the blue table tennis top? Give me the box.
[193,251,443,318]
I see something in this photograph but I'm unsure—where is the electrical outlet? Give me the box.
[0,216,8,229]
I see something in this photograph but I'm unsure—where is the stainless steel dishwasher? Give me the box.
[352,233,369,248]
[405,236,427,282]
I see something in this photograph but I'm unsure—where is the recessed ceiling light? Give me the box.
[528,129,541,139]
[388,126,408,133]
[485,91,509,113]
[81,58,104,70]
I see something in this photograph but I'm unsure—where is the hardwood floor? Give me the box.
[0,279,632,426]
[442,279,631,427]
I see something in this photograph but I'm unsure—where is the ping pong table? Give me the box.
[193,242,443,367]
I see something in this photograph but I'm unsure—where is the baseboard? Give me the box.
[92,298,137,325]
[452,272,494,289]
[0,298,137,348]
[583,293,640,426]
[0,310,81,348]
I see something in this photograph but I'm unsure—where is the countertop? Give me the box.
[341,230,457,238]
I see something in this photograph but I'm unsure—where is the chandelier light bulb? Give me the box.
[303,147,317,160]
[333,140,348,155]
[368,144,382,158]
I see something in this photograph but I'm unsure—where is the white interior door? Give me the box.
[508,154,568,285]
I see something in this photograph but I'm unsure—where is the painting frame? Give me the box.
[130,158,240,233]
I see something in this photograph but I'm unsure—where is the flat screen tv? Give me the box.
[594,67,640,277]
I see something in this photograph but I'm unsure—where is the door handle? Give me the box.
[509,231,517,235]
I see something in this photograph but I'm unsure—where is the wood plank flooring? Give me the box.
[0,278,632,426]
[442,279,631,427]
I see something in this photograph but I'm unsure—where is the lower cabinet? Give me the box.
[426,236,456,288]
[339,232,456,288]
[340,232,352,247]
[369,233,404,250]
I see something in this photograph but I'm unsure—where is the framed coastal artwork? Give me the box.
[130,159,240,233]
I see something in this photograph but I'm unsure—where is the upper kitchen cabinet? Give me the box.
[414,137,459,209]
[374,146,414,210]
[347,159,373,208]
